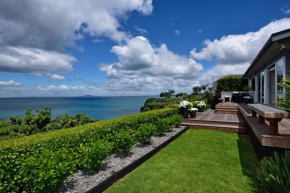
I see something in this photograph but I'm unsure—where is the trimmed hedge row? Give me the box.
[0,108,182,193]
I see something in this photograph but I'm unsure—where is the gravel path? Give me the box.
[58,126,187,193]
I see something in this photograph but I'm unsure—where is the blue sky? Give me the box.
[0,0,290,97]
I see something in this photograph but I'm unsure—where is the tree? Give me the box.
[277,76,290,110]
[192,86,201,95]
[200,85,206,93]
[175,93,184,98]
[160,92,165,98]
[168,90,175,97]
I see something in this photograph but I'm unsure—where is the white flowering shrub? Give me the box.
[179,100,193,109]
[195,101,206,107]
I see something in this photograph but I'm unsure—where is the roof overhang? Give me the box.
[243,28,290,79]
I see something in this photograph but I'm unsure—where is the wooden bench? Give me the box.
[248,104,290,135]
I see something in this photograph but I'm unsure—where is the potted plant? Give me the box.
[189,108,198,118]
[225,95,230,102]
[195,101,206,112]
[244,96,251,104]
[179,100,193,118]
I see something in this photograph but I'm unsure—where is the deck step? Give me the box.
[215,106,239,110]
[182,119,245,127]
[215,109,240,114]
[182,122,247,133]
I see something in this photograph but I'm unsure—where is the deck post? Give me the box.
[269,119,281,135]
[252,110,256,117]
[258,116,265,124]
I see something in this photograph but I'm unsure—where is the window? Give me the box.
[276,58,284,97]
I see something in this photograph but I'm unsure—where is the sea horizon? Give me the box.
[0,96,155,120]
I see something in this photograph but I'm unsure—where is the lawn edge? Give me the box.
[87,126,189,193]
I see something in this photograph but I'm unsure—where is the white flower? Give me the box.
[195,101,206,107]
[179,100,193,108]
[189,108,198,112]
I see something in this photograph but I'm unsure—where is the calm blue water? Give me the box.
[0,96,153,120]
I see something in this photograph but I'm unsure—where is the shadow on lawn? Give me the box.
[237,134,261,192]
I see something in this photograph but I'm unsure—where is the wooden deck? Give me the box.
[215,102,239,114]
[182,108,247,133]
[182,101,290,149]
[238,103,290,149]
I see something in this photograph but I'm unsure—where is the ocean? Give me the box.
[0,96,153,120]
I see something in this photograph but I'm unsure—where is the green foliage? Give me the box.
[0,108,177,192]
[156,117,173,135]
[277,76,290,111]
[140,98,180,112]
[160,90,175,98]
[171,114,183,127]
[257,151,290,193]
[216,75,247,94]
[78,140,112,173]
[115,129,135,154]
[0,108,98,140]
[192,86,202,94]
[45,113,98,131]
[21,148,76,193]
[137,124,157,144]
[23,107,52,130]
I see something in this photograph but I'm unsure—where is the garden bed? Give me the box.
[58,126,188,193]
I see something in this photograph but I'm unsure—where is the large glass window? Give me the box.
[276,58,284,97]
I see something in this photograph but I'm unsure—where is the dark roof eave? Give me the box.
[243,28,290,78]
[243,37,272,78]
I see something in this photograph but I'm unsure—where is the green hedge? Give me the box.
[0,108,180,192]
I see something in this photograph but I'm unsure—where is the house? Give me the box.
[243,29,290,106]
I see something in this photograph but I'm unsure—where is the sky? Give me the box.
[0,0,290,97]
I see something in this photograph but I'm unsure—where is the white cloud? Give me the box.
[101,36,203,79]
[75,75,84,80]
[282,6,290,14]
[92,39,103,43]
[135,26,148,35]
[0,0,153,74]
[0,47,76,74]
[175,30,180,35]
[0,80,21,86]
[197,30,202,33]
[47,73,66,81]
[190,18,290,65]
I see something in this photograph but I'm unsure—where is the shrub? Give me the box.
[140,98,181,112]
[257,151,290,193]
[78,140,112,173]
[137,124,157,144]
[21,148,76,193]
[0,108,177,192]
[171,114,183,127]
[0,108,98,140]
[216,75,247,94]
[156,118,172,135]
[115,129,135,154]
[277,76,290,111]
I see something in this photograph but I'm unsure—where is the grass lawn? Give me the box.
[106,129,260,193]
